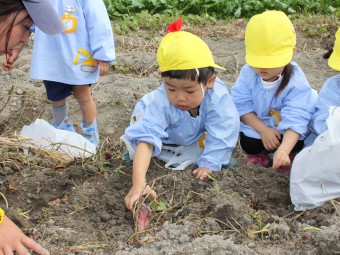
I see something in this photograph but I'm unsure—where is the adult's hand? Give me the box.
[0,215,50,255]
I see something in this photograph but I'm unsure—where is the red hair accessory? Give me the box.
[166,18,182,32]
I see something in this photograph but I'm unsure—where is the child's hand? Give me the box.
[192,167,212,180]
[260,127,281,151]
[95,60,110,76]
[273,150,290,168]
[2,47,21,71]
[125,185,157,211]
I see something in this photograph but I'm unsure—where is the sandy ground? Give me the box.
[0,20,339,255]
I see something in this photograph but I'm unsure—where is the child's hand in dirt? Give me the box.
[125,185,157,211]
[95,60,110,76]
[0,215,50,255]
[2,47,21,71]
[192,167,212,180]
[273,150,290,169]
[259,126,281,151]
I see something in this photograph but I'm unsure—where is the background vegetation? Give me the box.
[104,0,338,19]
[104,0,339,34]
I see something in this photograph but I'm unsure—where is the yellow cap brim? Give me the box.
[246,50,293,68]
[212,65,226,72]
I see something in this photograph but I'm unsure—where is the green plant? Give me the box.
[105,0,339,21]
[150,198,167,212]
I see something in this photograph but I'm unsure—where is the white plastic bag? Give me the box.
[159,143,203,170]
[20,119,96,158]
[290,106,340,211]
[120,135,203,170]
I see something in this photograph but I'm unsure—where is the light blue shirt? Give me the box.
[30,0,115,85]
[305,75,340,146]
[124,78,240,171]
[231,62,317,139]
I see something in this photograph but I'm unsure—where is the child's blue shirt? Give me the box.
[30,0,115,85]
[231,62,317,139]
[124,77,240,171]
[309,75,340,136]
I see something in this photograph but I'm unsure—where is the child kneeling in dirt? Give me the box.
[122,19,240,211]
[304,27,340,147]
[231,10,317,172]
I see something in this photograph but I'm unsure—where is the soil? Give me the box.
[0,20,339,255]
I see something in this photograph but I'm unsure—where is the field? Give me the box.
[0,15,340,255]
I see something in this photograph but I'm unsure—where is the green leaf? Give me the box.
[150,199,167,212]
[234,6,241,18]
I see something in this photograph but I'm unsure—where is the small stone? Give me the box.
[86,165,98,175]
[99,211,111,222]
[47,219,55,227]
[248,242,256,248]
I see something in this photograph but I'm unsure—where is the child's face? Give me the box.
[164,76,214,113]
[252,66,285,82]
[0,11,32,55]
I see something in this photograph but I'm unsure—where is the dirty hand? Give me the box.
[260,127,281,151]
[192,167,213,180]
[95,60,110,76]
[273,150,290,169]
[0,216,50,255]
[125,185,157,211]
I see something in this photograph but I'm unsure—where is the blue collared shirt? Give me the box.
[304,75,340,146]
[124,77,240,171]
[231,62,318,139]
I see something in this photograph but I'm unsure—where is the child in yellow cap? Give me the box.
[304,27,340,146]
[122,18,240,211]
[231,11,318,171]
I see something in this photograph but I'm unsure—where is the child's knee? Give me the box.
[74,93,93,105]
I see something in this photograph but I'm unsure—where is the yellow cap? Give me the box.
[328,27,340,71]
[245,10,296,68]
[157,31,225,72]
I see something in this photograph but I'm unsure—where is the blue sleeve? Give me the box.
[312,76,340,135]
[198,90,240,171]
[124,93,170,157]
[81,0,116,62]
[278,75,318,138]
[231,65,257,116]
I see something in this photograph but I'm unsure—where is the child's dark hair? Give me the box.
[0,0,32,54]
[161,67,215,85]
[275,63,293,97]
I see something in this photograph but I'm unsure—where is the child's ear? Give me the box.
[207,74,216,88]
